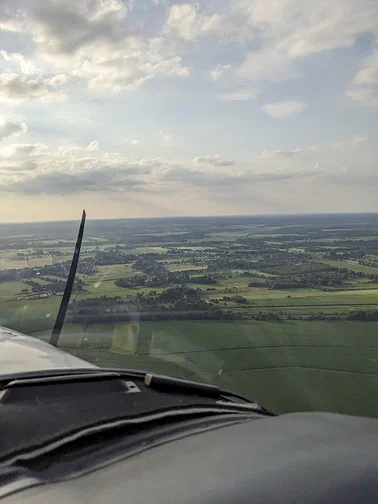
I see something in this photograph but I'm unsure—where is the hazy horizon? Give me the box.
[0,210,377,227]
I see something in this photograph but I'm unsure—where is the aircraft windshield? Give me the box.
[0,0,377,417]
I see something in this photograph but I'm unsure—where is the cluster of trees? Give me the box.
[23,277,83,294]
[95,250,133,266]
[116,257,215,288]
[133,257,167,276]
[0,268,35,282]
[346,310,378,321]
[323,249,366,260]
[191,275,216,285]
[220,295,248,304]
[159,286,198,302]
[115,275,147,288]
[208,259,262,271]
[69,287,221,321]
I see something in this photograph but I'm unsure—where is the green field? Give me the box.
[125,247,169,254]
[0,258,29,270]
[0,281,31,297]
[315,257,378,275]
[2,214,378,419]
[166,264,207,272]
[29,319,378,417]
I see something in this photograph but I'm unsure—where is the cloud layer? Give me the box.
[0,0,377,219]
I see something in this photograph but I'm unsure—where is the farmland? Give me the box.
[0,213,378,417]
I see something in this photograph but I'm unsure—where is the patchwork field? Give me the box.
[1,213,378,417]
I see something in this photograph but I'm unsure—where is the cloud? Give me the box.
[25,0,189,93]
[193,155,235,167]
[1,138,374,203]
[218,88,261,101]
[258,148,304,158]
[330,134,368,150]
[3,170,145,196]
[131,139,140,145]
[157,164,248,187]
[237,48,301,82]
[210,64,231,80]
[352,49,378,85]
[346,87,378,106]
[231,1,378,89]
[346,48,378,105]
[252,167,319,183]
[0,146,155,195]
[160,130,173,142]
[237,0,378,58]
[164,3,229,41]
[0,73,67,103]
[0,50,37,75]
[31,0,129,56]
[262,100,308,119]
[57,145,81,157]
[0,3,26,33]
[0,142,46,172]
[309,145,320,152]
[48,74,70,87]
[0,143,49,158]
[0,116,28,141]
[159,163,320,188]
[87,140,100,151]
[0,140,316,197]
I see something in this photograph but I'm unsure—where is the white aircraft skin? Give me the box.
[0,325,96,375]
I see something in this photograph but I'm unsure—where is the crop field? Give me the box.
[30,319,378,417]
[314,257,378,275]
[1,213,378,417]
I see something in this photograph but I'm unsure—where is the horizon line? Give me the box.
[0,210,377,226]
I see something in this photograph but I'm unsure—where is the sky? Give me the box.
[0,0,378,222]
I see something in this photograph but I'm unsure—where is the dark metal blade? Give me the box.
[49,210,86,347]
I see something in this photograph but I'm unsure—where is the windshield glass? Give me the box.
[1,0,377,417]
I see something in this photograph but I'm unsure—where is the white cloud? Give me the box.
[0,50,37,75]
[0,143,48,158]
[131,139,140,145]
[309,145,320,152]
[347,49,378,106]
[346,87,378,106]
[210,64,231,80]
[47,74,70,87]
[258,143,322,158]
[330,134,368,150]
[164,3,228,40]
[87,140,100,151]
[237,48,301,82]
[160,130,173,142]
[262,100,308,119]
[258,148,304,158]
[25,1,189,93]
[218,88,261,101]
[0,116,28,141]
[233,1,378,87]
[57,145,81,157]
[0,140,375,208]
[0,4,26,34]
[0,73,67,103]
[193,155,235,167]
[0,145,155,194]
[70,37,190,92]
[237,0,378,58]
[353,49,378,85]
